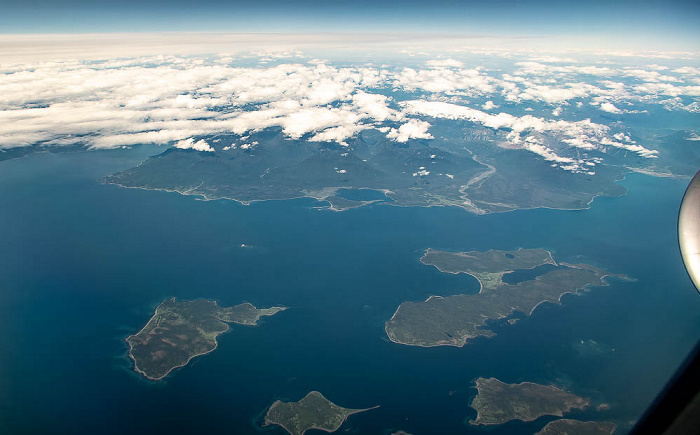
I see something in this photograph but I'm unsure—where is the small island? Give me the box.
[469,377,590,426]
[386,249,629,347]
[263,391,378,435]
[536,419,617,434]
[420,248,557,290]
[126,298,287,380]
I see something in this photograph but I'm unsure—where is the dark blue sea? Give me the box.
[1,148,698,434]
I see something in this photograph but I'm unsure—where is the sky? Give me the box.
[0,0,698,51]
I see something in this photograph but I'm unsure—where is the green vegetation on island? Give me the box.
[126,298,286,380]
[103,126,631,215]
[536,419,617,434]
[263,391,378,435]
[386,249,628,347]
[421,248,557,289]
[469,377,590,426]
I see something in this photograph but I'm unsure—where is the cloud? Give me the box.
[623,68,681,83]
[659,98,700,113]
[393,67,496,95]
[400,100,657,170]
[674,67,700,75]
[0,52,682,169]
[386,119,433,142]
[500,61,700,108]
[0,59,390,149]
[528,56,579,63]
[309,125,368,145]
[599,102,623,114]
[412,167,430,177]
[645,64,669,71]
[174,138,214,152]
[514,62,615,77]
[599,137,658,158]
[401,100,591,138]
[426,59,464,68]
[93,130,204,149]
[515,82,597,104]
[352,91,401,122]
[521,136,581,170]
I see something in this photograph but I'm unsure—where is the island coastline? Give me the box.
[126,298,287,380]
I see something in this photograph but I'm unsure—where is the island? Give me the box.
[420,248,557,290]
[385,249,629,347]
[126,298,287,380]
[263,391,379,435]
[536,419,617,434]
[469,378,590,426]
[103,126,632,215]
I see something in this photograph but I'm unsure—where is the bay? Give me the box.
[0,148,698,434]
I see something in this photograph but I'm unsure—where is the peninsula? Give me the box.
[263,391,378,435]
[536,419,617,434]
[421,248,557,290]
[469,377,590,426]
[386,249,628,347]
[103,126,630,215]
[126,298,286,380]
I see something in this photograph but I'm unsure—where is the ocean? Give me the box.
[1,147,698,434]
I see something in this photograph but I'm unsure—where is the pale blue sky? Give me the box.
[0,0,698,50]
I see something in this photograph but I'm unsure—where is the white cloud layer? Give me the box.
[401,100,658,170]
[426,59,464,68]
[1,52,693,173]
[174,138,214,152]
[387,119,434,142]
[599,102,622,114]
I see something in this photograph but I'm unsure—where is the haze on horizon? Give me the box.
[0,0,698,53]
